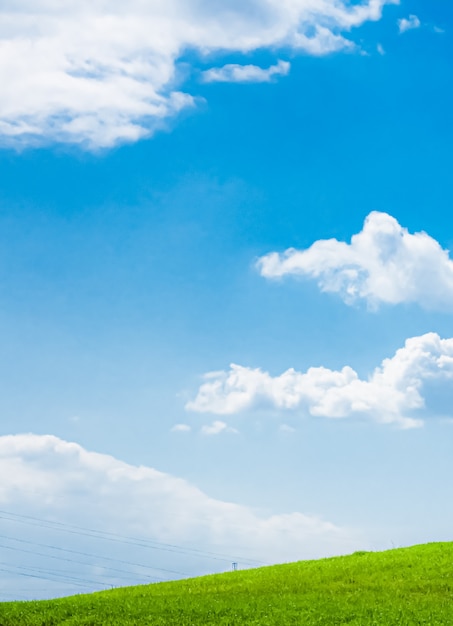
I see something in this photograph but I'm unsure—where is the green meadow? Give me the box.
[1,542,452,625]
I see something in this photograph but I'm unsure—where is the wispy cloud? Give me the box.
[398,15,421,33]
[201,420,238,435]
[202,60,290,84]
[257,212,453,311]
[280,424,296,433]
[171,423,192,433]
[187,333,453,429]
[0,0,397,149]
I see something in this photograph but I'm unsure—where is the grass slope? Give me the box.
[1,542,453,625]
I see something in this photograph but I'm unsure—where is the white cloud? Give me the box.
[186,332,453,429]
[0,434,362,599]
[171,423,192,433]
[280,424,296,433]
[201,420,238,435]
[398,15,421,33]
[257,212,453,311]
[0,0,397,149]
[377,43,385,55]
[202,60,290,84]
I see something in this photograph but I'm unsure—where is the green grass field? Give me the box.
[1,542,453,625]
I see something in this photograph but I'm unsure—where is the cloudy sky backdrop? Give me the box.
[0,0,452,601]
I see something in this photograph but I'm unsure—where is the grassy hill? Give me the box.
[1,542,453,625]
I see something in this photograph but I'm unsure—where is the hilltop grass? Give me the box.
[1,542,453,625]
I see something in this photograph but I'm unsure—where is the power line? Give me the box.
[0,562,106,590]
[0,542,163,584]
[0,533,181,578]
[0,508,266,566]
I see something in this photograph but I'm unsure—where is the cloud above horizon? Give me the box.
[0,434,361,599]
[187,333,453,429]
[0,0,397,149]
[257,212,453,311]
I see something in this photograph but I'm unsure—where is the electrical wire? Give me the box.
[0,542,163,584]
[0,563,106,590]
[0,533,180,578]
[0,508,266,566]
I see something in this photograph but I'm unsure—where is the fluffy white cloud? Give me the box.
[187,332,453,429]
[0,434,361,599]
[202,60,290,84]
[0,0,397,148]
[398,15,421,33]
[200,420,239,435]
[257,212,453,311]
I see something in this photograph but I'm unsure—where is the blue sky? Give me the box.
[0,0,453,600]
